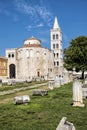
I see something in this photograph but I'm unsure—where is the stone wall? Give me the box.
[6,46,54,80]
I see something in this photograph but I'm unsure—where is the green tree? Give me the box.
[64,36,87,79]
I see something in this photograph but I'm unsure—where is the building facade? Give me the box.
[6,37,54,80]
[0,57,8,78]
[5,17,63,80]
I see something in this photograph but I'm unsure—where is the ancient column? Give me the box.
[73,78,84,107]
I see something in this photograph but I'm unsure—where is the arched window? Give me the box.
[57,61,59,66]
[54,53,55,57]
[12,54,14,58]
[54,61,55,66]
[56,34,58,39]
[53,34,55,40]
[8,54,11,58]
[53,44,55,49]
[56,44,59,48]
[57,53,59,58]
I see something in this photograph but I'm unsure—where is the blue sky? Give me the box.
[0,0,87,56]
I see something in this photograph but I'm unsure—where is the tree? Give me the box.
[64,36,87,79]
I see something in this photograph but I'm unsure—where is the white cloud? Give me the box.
[14,0,36,17]
[14,0,53,27]
[27,25,32,29]
[37,23,44,27]
[41,38,48,43]
[63,33,69,42]
[26,23,44,31]
[62,32,70,48]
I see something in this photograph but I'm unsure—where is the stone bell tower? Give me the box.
[51,17,63,76]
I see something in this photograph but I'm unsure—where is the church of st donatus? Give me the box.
[4,17,63,80]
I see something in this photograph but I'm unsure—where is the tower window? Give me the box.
[56,34,58,39]
[54,61,55,66]
[53,44,55,49]
[8,54,11,58]
[12,54,14,58]
[56,44,59,48]
[57,61,59,66]
[54,53,55,57]
[57,53,59,58]
[53,35,55,40]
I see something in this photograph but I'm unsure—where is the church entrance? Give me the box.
[9,64,16,79]
[37,71,40,77]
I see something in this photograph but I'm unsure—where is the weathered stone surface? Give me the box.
[48,80,55,90]
[84,78,87,84]
[73,78,84,107]
[55,75,64,87]
[56,117,75,130]
[8,80,16,86]
[82,83,87,99]
[6,39,54,80]
[14,95,30,104]
[33,89,48,96]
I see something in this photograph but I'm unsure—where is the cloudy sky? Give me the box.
[0,0,87,56]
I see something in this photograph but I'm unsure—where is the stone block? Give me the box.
[56,117,75,130]
[14,95,30,104]
[8,80,16,86]
[33,89,48,96]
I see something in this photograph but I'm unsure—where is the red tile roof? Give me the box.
[22,44,42,48]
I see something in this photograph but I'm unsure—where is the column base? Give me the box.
[73,101,85,107]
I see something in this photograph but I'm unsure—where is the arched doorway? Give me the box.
[9,64,16,79]
[37,71,40,77]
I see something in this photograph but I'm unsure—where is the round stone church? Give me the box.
[6,17,63,80]
[6,36,54,80]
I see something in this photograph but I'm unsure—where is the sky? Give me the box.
[0,0,87,56]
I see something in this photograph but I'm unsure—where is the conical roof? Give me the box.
[53,17,60,29]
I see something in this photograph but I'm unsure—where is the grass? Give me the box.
[0,81,47,91]
[0,82,87,130]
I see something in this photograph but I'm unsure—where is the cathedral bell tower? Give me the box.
[51,17,63,75]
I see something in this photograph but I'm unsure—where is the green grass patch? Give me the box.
[0,82,87,130]
[0,81,47,91]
